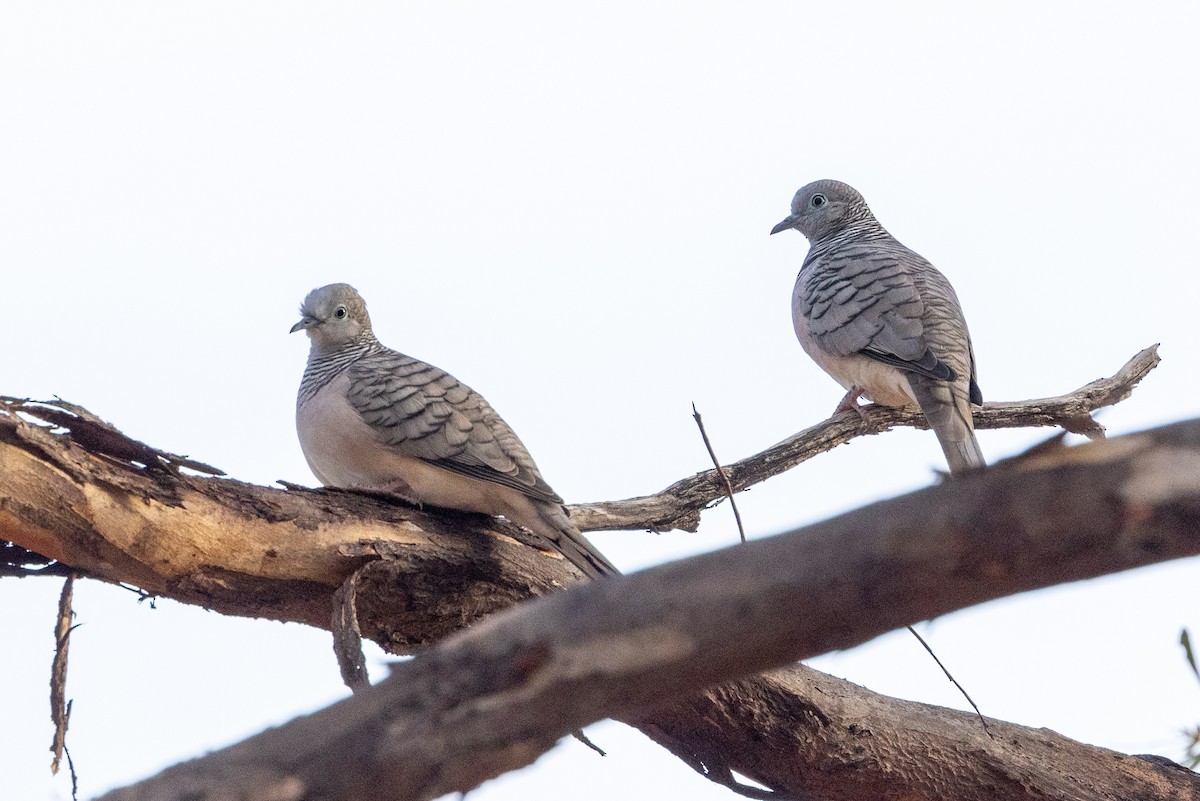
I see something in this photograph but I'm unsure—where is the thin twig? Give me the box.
[1182,628,1199,682]
[906,624,993,738]
[691,404,747,544]
[1182,629,1200,768]
[65,735,79,801]
[117,583,158,608]
[571,729,607,757]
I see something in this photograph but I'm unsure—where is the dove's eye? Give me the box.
[334,306,348,319]
[811,194,828,208]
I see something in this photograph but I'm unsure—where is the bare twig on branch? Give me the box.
[331,567,372,692]
[906,623,992,738]
[694,401,987,742]
[571,345,1159,533]
[1,397,225,476]
[691,403,747,543]
[95,418,1200,801]
[49,573,76,776]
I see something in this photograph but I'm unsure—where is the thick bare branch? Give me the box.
[0,397,586,642]
[97,418,1200,801]
[0,362,1184,801]
[570,345,1159,533]
[638,664,1200,801]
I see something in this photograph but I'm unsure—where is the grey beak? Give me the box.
[770,215,799,236]
[290,317,315,334]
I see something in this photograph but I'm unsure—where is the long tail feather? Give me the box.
[909,375,985,473]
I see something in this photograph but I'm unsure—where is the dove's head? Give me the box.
[770,180,875,243]
[290,283,373,353]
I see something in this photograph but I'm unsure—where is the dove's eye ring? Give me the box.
[811,194,827,208]
[334,306,348,319]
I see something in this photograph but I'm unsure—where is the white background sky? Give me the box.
[2,3,1199,799]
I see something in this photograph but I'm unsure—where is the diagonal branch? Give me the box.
[570,345,1159,533]
[98,418,1200,801]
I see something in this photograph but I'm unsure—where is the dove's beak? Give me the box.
[770,215,800,236]
[290,317,316,334]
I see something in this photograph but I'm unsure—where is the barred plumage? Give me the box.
[298,336,378,405]
[291,283,616,577]
[772,180,985,473]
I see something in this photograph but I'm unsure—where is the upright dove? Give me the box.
[770,180,985,473]
[291,283,616,577]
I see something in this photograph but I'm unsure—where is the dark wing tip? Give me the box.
[862,347,957,383]
[969,377,983,406]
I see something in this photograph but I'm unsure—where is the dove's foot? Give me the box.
[833,386,870,423]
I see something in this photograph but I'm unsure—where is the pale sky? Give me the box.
[2,3,1199,799]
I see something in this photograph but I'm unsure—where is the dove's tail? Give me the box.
[526,500,620,578]
[909,375,985,474]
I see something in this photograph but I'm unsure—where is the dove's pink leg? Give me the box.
[833,386,871,422]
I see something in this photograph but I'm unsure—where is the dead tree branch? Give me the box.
[95,418,1200,801]
[0,347,1182,800]
[0,394,584,640]
[571,345,1159,533]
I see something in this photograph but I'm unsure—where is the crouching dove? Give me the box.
[291,283,616,577]
[770,180,985,473]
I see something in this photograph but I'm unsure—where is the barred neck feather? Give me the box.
[299,333,379,405]
[805,216,894,265]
